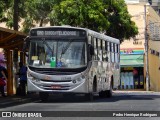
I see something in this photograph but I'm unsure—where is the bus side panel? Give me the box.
[88,61,111,93]
[112,63,120,89]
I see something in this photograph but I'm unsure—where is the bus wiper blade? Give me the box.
[60,39,73,61]
[42,38,53,56]
[61,39,73,54]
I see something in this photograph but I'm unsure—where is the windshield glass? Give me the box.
[28,39,87,68]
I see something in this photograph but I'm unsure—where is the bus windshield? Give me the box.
[28,39,87,68]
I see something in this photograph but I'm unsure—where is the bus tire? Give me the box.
[99,91,105,98]
[106,90,112,98]
[106,83,113,98]
[85,93,93,101]
[39,92,49,101]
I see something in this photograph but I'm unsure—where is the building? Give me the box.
[147,0,160,15]
[146,7,160,91]
[120,0,147,90]
[121,0,160,91]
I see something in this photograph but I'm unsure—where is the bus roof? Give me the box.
[30,26,120,44]
[86,29,120,44]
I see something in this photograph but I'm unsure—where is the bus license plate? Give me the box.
[51,85,61,89]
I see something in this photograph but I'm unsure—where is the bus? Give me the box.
[24,26,120,101]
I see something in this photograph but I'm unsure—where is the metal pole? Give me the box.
[144,5,149,91]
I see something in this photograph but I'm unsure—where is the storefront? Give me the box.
[120,48,144,90]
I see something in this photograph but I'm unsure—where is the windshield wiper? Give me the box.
[60,39,73,61]
[42,38,54,56]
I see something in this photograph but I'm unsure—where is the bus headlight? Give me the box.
[77,77,82,82]
[27,71,32,77]
[27,72,40,82]
[32,77,40,82]
[72,77,83,84]
[30,76,40,83]
[72,80,77,84]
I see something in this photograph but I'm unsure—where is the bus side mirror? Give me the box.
[88,44,94,56]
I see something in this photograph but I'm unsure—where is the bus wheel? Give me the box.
[85,93,93,101]
[105,84,113,98]
[99,91,104,98]
[39,92,49,101]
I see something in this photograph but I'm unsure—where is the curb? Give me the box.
[113,90,160,94]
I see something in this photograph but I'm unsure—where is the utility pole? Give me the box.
[144,4,149,91]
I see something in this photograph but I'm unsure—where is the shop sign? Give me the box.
[124,67,133,70]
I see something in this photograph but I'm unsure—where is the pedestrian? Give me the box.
[17,62,27,96]
[0,65,8,97]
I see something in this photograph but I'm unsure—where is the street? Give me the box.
[0,91,160,120]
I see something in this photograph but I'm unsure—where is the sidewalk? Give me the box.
[0,93,39,109]
[113,90,160,96]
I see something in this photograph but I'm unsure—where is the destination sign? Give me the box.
[37,31,78,36]
[30,29,86,37]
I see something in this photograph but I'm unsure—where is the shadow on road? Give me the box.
[38,92,160,103]
[0,91,160,108]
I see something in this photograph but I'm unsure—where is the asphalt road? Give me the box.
[0,91,160,120]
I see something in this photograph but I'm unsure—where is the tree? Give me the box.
[0,0,54,32]
[0,0,138,42]
[22,0,55,33]
[0,1,6,22]
[0,0,25,30]
[0,0,11,24]
[50,0,138,42]
[50,0,109,32]
[105,0,138,41]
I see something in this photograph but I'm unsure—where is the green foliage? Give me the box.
[0,0,11,23]
[105,0,138,41]
[0,0,138,42]
[50,0,138,42]
[22,0,55,31]
[50,0,109,32]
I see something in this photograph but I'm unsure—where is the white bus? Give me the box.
[25,26,120,101]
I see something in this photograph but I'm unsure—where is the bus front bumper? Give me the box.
[27,78,88,93]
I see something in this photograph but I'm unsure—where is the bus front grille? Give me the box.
[40,85,70,90]
[35,71,77,75]
[40,79,72,82]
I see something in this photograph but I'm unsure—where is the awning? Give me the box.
[0,27,27,50]
[120,54,144,67]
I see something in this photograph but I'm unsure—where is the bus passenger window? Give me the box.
[88,36,92,44]
[103,51,108,61]
[98,50,102,61]
[107,42,110,52]
[105,41,108,51]
[94,38,96,48]
[111,43,113,52]
[112,53,115,62]
[91,36,94,46]
[93,38,98,60]
[108,52,111,62]
[117,44,119,53]
[115,53,118,63]
[115,44,117,53]
[102,40,105,51]
[94,49,98,60]
[98,39,101,50]
[88,44,94,56]
[113,43,115,53]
